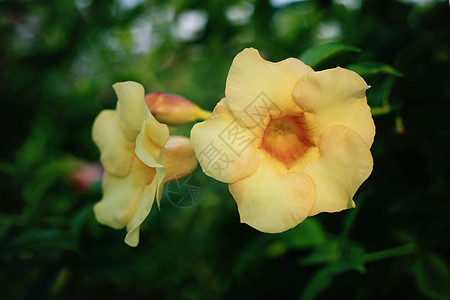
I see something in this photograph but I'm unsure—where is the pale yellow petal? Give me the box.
[226,48,313,127]
[92,110,134,177]
[190,98,262,184]
[113,81,151,141]
[135,118,169,168]
[293,67,375,147]
[162,136,198,183]
[229,151,316,233]
[135,118,169,206]
[125,176,158,247]
[93,158,156,230]
[293,124,373,216]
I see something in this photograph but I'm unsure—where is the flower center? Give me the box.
[260,115,314,168]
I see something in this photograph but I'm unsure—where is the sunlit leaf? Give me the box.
[299,42,361,68]
[347,62,403,77]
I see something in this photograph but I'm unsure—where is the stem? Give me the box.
[363,243,416,263]
[341,192,370,238]
[196,108,212,120]
[371,104,392,116]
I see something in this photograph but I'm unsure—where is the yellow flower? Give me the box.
[190,48,375,233]
[92,81,197,246]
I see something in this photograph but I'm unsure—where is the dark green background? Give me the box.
[1,0,449,299]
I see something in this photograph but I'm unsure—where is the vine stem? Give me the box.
[363,243,416,263]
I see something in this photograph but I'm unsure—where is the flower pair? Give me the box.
[92,48,375,245]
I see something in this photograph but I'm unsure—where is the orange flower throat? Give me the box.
[260,115,314,168]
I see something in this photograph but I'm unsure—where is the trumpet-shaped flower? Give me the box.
[92,81,197,246]
[191,48,375,233]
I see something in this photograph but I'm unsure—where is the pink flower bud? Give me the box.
[70,162,103,192]
[145,92,211,126]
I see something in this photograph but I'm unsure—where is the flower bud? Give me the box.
[162,136,198,183]
[145,92,211,126]
[70,162,103,192]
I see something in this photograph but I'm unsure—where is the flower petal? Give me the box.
[92,110,134,177]
[229,151,316,233]
[293,67,375,147]
[226,48,313,127]
[293,124,373,216]
[113,81,151,141]
[93,158,156,230]
[190,98,262,183]
[162,136,198,183]
[125,176,158,247]
[135,118,169,167]
[135,118,169,206]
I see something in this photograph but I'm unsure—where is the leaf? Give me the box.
[369,76,397,116]
[411,252,450,300]
[299,240,341,266]
[300,266,336,300]
[6,229,80,253]
[279,218,326,249]
[347,62,403,77]
[71,203,95,238]
[300,240,366,300]
[0,217,14,244]
[0,161,17,176]
[21,157,78,222]
[300,239,366,272]
[15,115,51,170]
[299,42,361,68]
[233,237,271,276]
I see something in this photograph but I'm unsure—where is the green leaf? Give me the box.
[6,229,80,253]
[233,237,271,276]
[71,203,95,238]
[299,42,361,68]
[15,115,51,170]
[21,157,78,222]
[0,217,14,244]
[0,161,17,176]
[411,252,450,300]
[347,62,403,77]
[265,219,327,258]
[300,266,336,300]
[279,218,326,249]
[300,240,366,300]
[300,239,366,272]
[299,240,341,266]
[369,76,397,116]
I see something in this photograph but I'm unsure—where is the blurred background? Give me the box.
[1,0,450,299]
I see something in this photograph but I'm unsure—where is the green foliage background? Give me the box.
[1,0,450,299]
